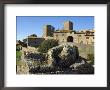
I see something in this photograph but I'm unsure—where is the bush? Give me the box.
[30,34,37,37]
[38,39,58,53]
[87,54,94,65]
[17,40,27,47]
[34,45,40,48]
[16,45,22,51]
[76,63,94,74]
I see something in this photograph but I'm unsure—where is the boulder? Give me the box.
[59,45,77,61]
[70,60,86,69]
[25,52,46,61]
[47,44,79,67]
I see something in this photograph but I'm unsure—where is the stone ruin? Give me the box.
[47,43,86,68]
[22,43,94,74]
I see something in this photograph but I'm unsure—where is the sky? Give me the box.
[16,16,94,40]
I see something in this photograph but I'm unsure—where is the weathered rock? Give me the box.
[25,52,46,61]
[47,49,55,66]
[47,43,79,67]
[59,45,76,61]
[70,60,86,69]
[76,63,94,74]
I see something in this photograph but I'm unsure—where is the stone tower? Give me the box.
[64,21,73,30]
[43,25,55,37]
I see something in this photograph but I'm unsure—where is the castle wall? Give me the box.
[26,21,94,47]
[85,36,94,44]
[28,37,45,47]
[64,21,73,30]
[66,32,78,43]
[53,31,94,44]
[43,21,94,45]
[54,32,68,43]
[43,25,54,37]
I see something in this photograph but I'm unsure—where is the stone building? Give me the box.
[27,35,45,47]
[43,21,94,44]
[43,25,55,38]
[26,21,94,47]
[64,21,73,30]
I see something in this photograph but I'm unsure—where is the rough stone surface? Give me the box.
[59,45,76,61]
[47,43,79,67]
[70,60,86,69]
[25,52,46,61]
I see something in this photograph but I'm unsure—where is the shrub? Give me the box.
[87,54,94,65]
[38,39,58,53]
[76,63,94,74]
[30,34,37,37]
[18,40,27,47]
[34,45,40,48]
[16,45,22,51]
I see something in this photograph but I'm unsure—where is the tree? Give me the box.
[22,38,27,44]
[30,34,37,37]
[16,45,22,51]
[17,40,27,47]
[38,39,58,53]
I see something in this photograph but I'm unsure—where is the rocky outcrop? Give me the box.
[18,43,94,74]
[25,52,46,61]
[47,43,79,67]
[70,60,86,69]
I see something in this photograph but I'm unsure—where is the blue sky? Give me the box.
[16,16,94,40]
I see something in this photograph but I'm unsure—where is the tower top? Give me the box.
[63,21,73,30]
[43,25,55,37]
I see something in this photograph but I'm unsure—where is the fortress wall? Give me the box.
[53,31,94,45]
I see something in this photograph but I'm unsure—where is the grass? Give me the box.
[16,51,22,59]
[75,44,94,59]
[16,60,27,66]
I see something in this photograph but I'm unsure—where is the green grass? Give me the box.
[16,51,22,59]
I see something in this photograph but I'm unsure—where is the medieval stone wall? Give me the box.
[53,31,94,44]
